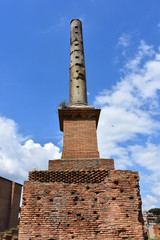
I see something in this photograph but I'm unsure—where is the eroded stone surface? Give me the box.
[69,19,87,106]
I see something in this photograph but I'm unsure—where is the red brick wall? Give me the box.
[48,159,114,171]
[0,178,22,232]
[153,224,160,239]
[62,119,99,159]
[19,169,147,240]
[8,183,22,229]
[19,106,147,239]
[0,179,12,232]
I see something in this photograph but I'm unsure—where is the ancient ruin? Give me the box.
[0,176,22,232]
[19,19,148,239]
[143,210,160,239]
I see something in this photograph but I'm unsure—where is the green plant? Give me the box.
[150,238,160,240]
[149,208,160,215]
[59,100,68,108]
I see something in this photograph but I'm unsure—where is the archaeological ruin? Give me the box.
[0,176,22,233]
[19,19,148,240]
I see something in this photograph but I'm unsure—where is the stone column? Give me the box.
[69,19,88,106]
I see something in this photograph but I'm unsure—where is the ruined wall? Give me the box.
[48,158,114,171]
[0,178,12,232]
[8,183,22,229]
[18,18,147,239]
[19,167,147,240]
[148,223,160,239]
[153,224,160,239]
[0,177,22,232]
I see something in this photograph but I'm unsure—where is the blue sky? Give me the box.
[0,0,160,210]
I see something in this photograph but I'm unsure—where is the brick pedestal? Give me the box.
[19,159,148,240]
[19,107,148,239]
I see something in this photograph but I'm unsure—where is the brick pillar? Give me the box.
[59,107,100,159]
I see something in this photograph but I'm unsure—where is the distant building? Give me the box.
[143,210,160,239]
[0,176,22,232]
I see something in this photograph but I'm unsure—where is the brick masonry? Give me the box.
[19,109,148,239]
[59,108,100,159]
[19,163,147,239]
[18,18,148,239]
[153,224,160,239]
[148,223,160,239]
[48,159,114,171]
[19,108,148,239]
[62,119,99,159]
[0,177,22,232]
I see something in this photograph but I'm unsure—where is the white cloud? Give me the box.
[118,33,130,47]
[125,40,155,71]
[130,143,160,209]
[0,116,61,184]
[130,143,160,172]
[95,40,160,209]
[142,195,158,211]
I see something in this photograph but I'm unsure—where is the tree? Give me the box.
[149,208,160,215]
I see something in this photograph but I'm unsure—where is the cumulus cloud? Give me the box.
[142,194,158,211]
[95,40,160,209]
[125,40,155,71]
[0,116,61,184]
[130,143,160,172]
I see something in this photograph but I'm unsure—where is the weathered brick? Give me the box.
[59,108,100,159]
[0,177,22,232]
[19,18,148,239]
[19,168,147,239]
